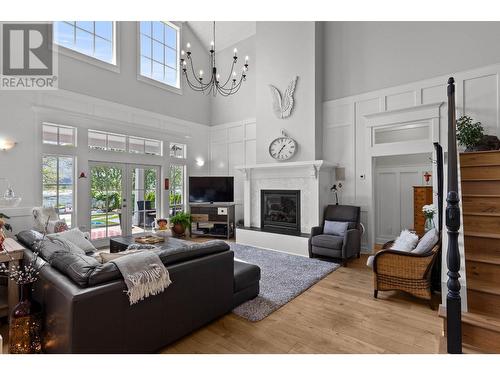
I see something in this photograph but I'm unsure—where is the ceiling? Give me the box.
[186,22,256,52]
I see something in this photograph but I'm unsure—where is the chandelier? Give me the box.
[181,22,249,96]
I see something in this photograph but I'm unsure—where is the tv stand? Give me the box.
[190,203,235,239]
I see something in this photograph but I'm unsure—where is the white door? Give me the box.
[89,162,161,247]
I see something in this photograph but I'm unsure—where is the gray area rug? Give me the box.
[229,243,340,322]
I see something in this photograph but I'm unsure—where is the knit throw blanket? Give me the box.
[111,250,171,305]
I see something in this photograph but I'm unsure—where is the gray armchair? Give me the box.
[308,205,361,266]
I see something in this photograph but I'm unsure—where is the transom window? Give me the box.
[170,142,186,159]
[139,21,180,89]
[54,21,115,64]
[88,130,163,156]
[42,123,77,147]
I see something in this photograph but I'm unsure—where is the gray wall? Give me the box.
[323,21,500,101]
[210,35,256,125]
[59,22,211,124]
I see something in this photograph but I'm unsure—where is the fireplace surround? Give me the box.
[261,190,301,235]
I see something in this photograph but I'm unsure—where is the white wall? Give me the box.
[323,21,500,101]
[256,22,322,163]
[58,22,211,125]
[209,119,257,223]
[210,35,256,126]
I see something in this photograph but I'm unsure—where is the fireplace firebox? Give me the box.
[261,190,301,235]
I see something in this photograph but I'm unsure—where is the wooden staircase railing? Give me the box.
[446,77,462,354]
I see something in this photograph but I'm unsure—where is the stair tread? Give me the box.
[461,164,500,168]
[460,150,500,155]
[467,279,500,296]
[464,231,500,240]
[462,343,488,354]
[463,212,500,217]
[439,305,500,332]
[466,254,500,265]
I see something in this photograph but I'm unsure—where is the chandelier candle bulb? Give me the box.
[245,55,249,62]
[233,48,238,56]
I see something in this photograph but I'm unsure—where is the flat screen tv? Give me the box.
[189,176,234,203]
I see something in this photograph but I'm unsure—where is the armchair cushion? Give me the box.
[412,228,439,255]
[324,220,348,236]
[391,229,418,252]
[311,234,343,250]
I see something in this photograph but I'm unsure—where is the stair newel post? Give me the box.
[446,77,462,354]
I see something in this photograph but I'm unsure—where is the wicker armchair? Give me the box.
[372,240,440,307]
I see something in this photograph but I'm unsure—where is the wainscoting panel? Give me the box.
[210,119,257,222]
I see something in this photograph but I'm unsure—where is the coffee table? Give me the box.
[109,234,188,253]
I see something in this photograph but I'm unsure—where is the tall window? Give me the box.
[42,155,75,227]
[54,21,115,64]
[139,21,180,88]
[169,165,185,215]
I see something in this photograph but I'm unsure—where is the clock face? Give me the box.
[269,136,297,161]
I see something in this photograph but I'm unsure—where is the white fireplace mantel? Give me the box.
[235,160,336,180]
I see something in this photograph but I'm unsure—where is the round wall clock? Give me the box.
[269,130,297,161]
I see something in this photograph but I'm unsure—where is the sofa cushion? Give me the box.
[311,234,344,250]
[47,228,97,254]
[323,220,348,236]
[87,240,231,287]
[233,260,261,292]
[48,248,101,287]
[16,230,44,250]
[412,228,439,255]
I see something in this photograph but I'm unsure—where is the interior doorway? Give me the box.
[374,153,433,244]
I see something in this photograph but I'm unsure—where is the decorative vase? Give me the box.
[424,217,435,233]
[9,283,42,354]
[171,224,186,237]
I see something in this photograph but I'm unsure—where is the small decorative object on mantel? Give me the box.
[268,129,298,161]
[0,220,46,354]
[422,204,437,233]
[269,76,298,119]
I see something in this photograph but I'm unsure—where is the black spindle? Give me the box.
[446,77,462,354]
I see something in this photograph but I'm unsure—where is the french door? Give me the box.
[89,162,161,245]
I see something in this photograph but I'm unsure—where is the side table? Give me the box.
[0,238,25,319]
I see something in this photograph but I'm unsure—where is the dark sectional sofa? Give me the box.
[17,230,260,354]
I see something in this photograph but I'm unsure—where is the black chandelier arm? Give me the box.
[217,75,244,96]
[184,56,214,90]
[183,72,212,92]
[218,58,238,89]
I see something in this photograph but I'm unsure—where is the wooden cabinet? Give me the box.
[413,186,433,237]
[190,203,235,239]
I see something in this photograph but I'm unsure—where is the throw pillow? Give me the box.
[47,227,97,254]
[324,220,349,237]
[412,229,439,255]
[391,229,419,252]
[99,249,144,263]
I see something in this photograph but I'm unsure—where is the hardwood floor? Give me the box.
[0,239,443,354]
[162,253,443,354]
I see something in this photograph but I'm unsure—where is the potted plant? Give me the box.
[456,115,484,152]
[169,212,191,237]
